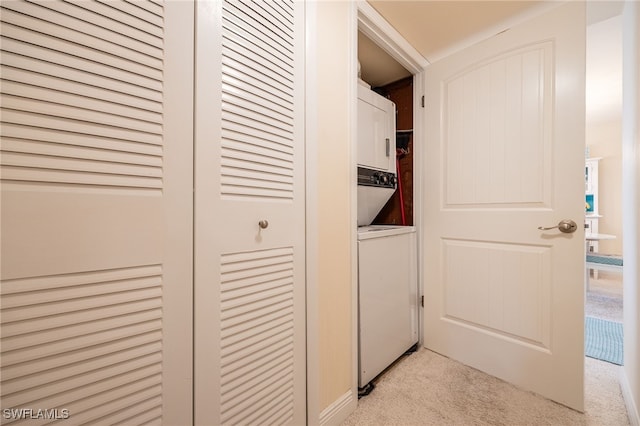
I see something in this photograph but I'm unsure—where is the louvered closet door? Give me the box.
[0,1,194,424]
[194,1,306,425]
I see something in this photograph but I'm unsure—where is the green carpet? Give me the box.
[585,316,623,365]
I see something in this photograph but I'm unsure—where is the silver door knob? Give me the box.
[258,220,269,229]
[538,219,577,233]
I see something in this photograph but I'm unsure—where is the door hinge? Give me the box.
[421,295,424,307]
[421,95,425,108]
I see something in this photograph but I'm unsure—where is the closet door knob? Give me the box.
[258,220,269,229]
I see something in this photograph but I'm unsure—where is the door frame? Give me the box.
[620,1,640,423]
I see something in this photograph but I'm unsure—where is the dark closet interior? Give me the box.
[372,76,414,226]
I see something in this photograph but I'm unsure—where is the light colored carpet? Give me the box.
[586,272,624,322]
[342,349,629,426]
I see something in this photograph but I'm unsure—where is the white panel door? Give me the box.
[194,1,306,425]
[423,2,586,410]
[0,1,193,424]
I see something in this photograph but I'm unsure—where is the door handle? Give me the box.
[538,219,577,233]
[385,138,390,157]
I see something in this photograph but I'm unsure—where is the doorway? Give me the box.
[355,3,428,369]
[584,9,625,401]
[585,10,623,363]
[358,32,414,226]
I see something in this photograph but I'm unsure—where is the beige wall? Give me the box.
[586,119,623,254]
[315,0,354,411]
[586,15,624,255]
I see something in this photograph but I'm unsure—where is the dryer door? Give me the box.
[357,84,396,172]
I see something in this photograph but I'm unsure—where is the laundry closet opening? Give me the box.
[357,30,415,225]
[355,29,420,395]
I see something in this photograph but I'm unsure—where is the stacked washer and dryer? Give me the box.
[356,79,419,392]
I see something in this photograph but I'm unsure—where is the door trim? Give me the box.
[621,0,640,423]
[304,1,320,423]
[356,1,429,73]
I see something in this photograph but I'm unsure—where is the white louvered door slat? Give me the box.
[1,119,163,153]
[195,1,305,425]
[62,2,163,39]
[0,1,194,424]
[0,11,163,78]
[0,80,162,122]
[0,139,161,167]
[0,94,162,134]
[1,332,163,382]
[0,66,162,112]
[222,66,293,104]
[0,44,163,100]
[1,1,163,60]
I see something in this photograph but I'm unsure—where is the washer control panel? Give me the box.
[357,167,397,189]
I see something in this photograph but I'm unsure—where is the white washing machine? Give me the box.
[357,167,397,226]
[357,225,418,388]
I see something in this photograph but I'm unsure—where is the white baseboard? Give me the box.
[620,368,640,426]
[318,390,357,426]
